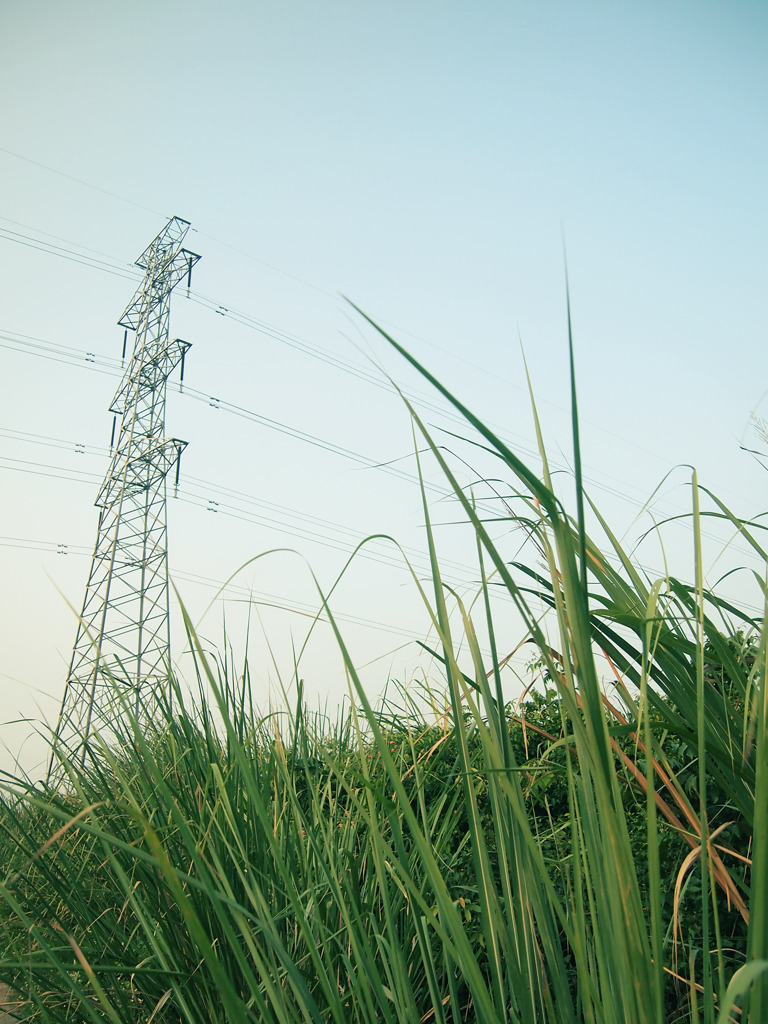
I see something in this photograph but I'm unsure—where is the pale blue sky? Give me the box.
[1,0,766,773]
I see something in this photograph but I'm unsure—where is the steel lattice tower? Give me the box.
[53,216,200,757]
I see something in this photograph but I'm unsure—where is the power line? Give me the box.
[0,223,503,450]
[1,223,761,565]
[0,326,464,497]
[0,146,165,218]
[0,151,758,517]
[0,190,727,495]
[1,318,692,524]
[0,328,123,376]
[0,219,685,510]
[0,215,143,267]
[0,441,488,589]
[0,533,465,648]
[0,535,90,555]
[0,455,103,486]
[0,426,107,458]
[0,226,140,282]
[2,443,763,612]
[171,568,438,643]
[2,407,764,579]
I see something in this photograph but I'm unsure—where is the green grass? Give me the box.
[1,315,767,1022]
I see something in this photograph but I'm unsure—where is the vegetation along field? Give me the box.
[1,316,767,1023]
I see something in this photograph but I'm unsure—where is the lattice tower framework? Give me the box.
[53,216,200,758]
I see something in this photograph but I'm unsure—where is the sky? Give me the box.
[1,0,767,775]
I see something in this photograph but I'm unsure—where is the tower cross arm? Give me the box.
[118,248,200,331]
[135,216,191,269]
[108,339,191,416]
[95,438,188,509]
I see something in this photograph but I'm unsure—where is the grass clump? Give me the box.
[1,316,767,1022]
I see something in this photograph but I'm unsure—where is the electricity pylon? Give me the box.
[52,216,199,763]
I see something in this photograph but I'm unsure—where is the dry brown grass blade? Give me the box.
[419,993,451,1022]
[516,641,750,925]
[599,670,750,924]
[662,966,742,1023]
[672,822,741,979]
